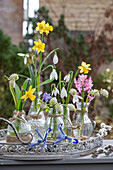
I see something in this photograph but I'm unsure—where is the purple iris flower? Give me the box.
[43,93,51,103]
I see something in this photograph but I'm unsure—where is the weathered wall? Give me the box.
[0,0,23,45]
[39,0,112,33]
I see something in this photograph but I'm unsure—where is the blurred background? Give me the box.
[0,0,113,137]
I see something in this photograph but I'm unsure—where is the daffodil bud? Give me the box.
[61,87,67,98]
[50,69,58,80]
[53,53,58,64]
[64,74,70,82]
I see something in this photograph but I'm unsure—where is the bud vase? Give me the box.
[73,103,93,139]
[45,108,64,141]
[7,110,31,143]
[28,101,45,143]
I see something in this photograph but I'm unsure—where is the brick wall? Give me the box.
[39,0,113,34]
[0,0,23,45]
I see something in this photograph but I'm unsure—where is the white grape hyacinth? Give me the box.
[50,69,58,80]
[61,87,67,98]
[53,53,58,65]
[64,74,70,83]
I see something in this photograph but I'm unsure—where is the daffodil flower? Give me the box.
[32,39,45,54]
[21,86,36,101]
[53,53,58,64]
[44,23,53,35]
[78,61,91,74]
[61,87,67,98]
[50,69,58,80]
[36,20,46,34]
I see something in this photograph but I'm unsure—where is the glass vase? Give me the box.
[45,108,64,141]
[73,102,93,139]
[28,101,45,143]
[7,110,31,143]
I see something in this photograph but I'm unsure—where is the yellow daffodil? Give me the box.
[32,39,45,54]
[44,23,53,35]
[21,86,36,101]
[36,20,46,34]
[78,61,91,74]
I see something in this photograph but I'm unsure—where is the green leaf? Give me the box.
[22,78,30,90]
[37,78,55,87]
[15,83,21,101]
[28,63,35,87]
[41,48,59,69]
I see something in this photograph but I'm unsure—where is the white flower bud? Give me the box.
[53,53,58,64]
[9,74,19,81]
[52,87,59,96]
[50,97,57,106]
[55,103,63,113]
[9,81,15,88]
[50,69,58,80]
[64,74,70,83]
[106,79,111,83]
[100,89,109,98]
[61,87,67,98]
[106,68,110,72]
[67,104,76,112]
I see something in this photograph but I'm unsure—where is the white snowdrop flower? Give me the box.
[17,53,29,65]
[61,87,67,98]
[67,104,76,112]
[53,53,58,65]
[100,89,109,98]
[90,89,100,97]
[106,68,110,72]
[105,125,112,131]
[64,74,70,83]
[9,81,15,88]
[107,86,111,90]
[73,95,82,104]
[50,69,58,80]
[50,97,57,106]
[40,103,47,110]
[52,87,59,96]
[100,123,105,129]
[9,74,19,81]
[69,89,77,96]
[106,79,111,83]
[55,103,63,113]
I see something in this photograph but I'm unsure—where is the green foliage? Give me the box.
[0,29,29,127]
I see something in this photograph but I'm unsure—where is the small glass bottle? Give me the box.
[73,102,93,139]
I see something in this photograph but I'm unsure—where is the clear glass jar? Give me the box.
[64,107,72,137]
[28,101,45,143]
[7,110,31,143]
[73,103,93,139]
[45,108,64,140]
